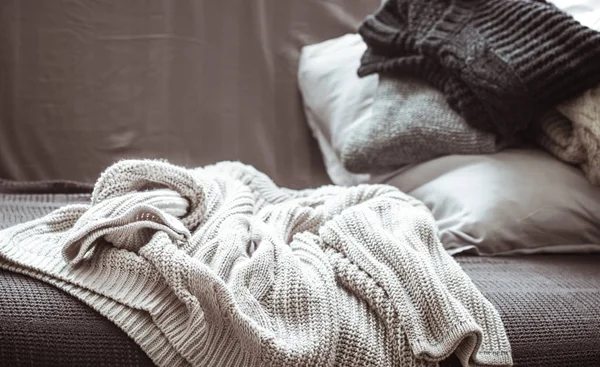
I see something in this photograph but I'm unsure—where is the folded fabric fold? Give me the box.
[62,189,191,265]
[0,160,513,367]
[92,159,207,230]
[340,73,504,174]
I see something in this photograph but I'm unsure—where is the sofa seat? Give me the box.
[1,189,599,366]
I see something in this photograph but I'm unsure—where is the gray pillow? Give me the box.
[384,148,600,255]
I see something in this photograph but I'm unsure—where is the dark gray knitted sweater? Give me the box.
[357,0,600,139]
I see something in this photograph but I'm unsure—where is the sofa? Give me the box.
[1,1,599,366]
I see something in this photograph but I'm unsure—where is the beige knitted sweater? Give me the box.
[0,160,512,367]
[537,84,600,185]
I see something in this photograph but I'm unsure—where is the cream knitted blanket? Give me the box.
[0,160,512,367]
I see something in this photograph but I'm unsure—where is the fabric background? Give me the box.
[0,0,381,188]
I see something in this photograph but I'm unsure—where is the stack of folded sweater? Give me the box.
[343,0,600,184]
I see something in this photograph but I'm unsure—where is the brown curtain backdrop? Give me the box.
[0,0,379,188]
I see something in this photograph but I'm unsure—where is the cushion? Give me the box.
[384,149,600,255]
[0,0,380,188]
[298,33,417,186]
[298,34,381,186]
[298,34,600,255]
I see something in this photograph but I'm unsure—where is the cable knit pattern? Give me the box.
[536,85,600,185]
[357,0,600,140]
[0,160,512,367]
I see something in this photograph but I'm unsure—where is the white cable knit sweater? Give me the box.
[0,160,512,367]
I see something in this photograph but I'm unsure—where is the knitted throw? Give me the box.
[340,73,503,174]
[357,0,600,140]
[0,160,512,367]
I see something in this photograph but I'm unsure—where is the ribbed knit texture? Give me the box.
[535,84,600,185]
[340,73,503,174]
[0,193,91,231]
[0,268,155,367]
[442,255,600,367]
[0,159,512,366]
[357,0,600,140]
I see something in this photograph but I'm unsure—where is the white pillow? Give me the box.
[383,149,600,256]
[298,34,411,186]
